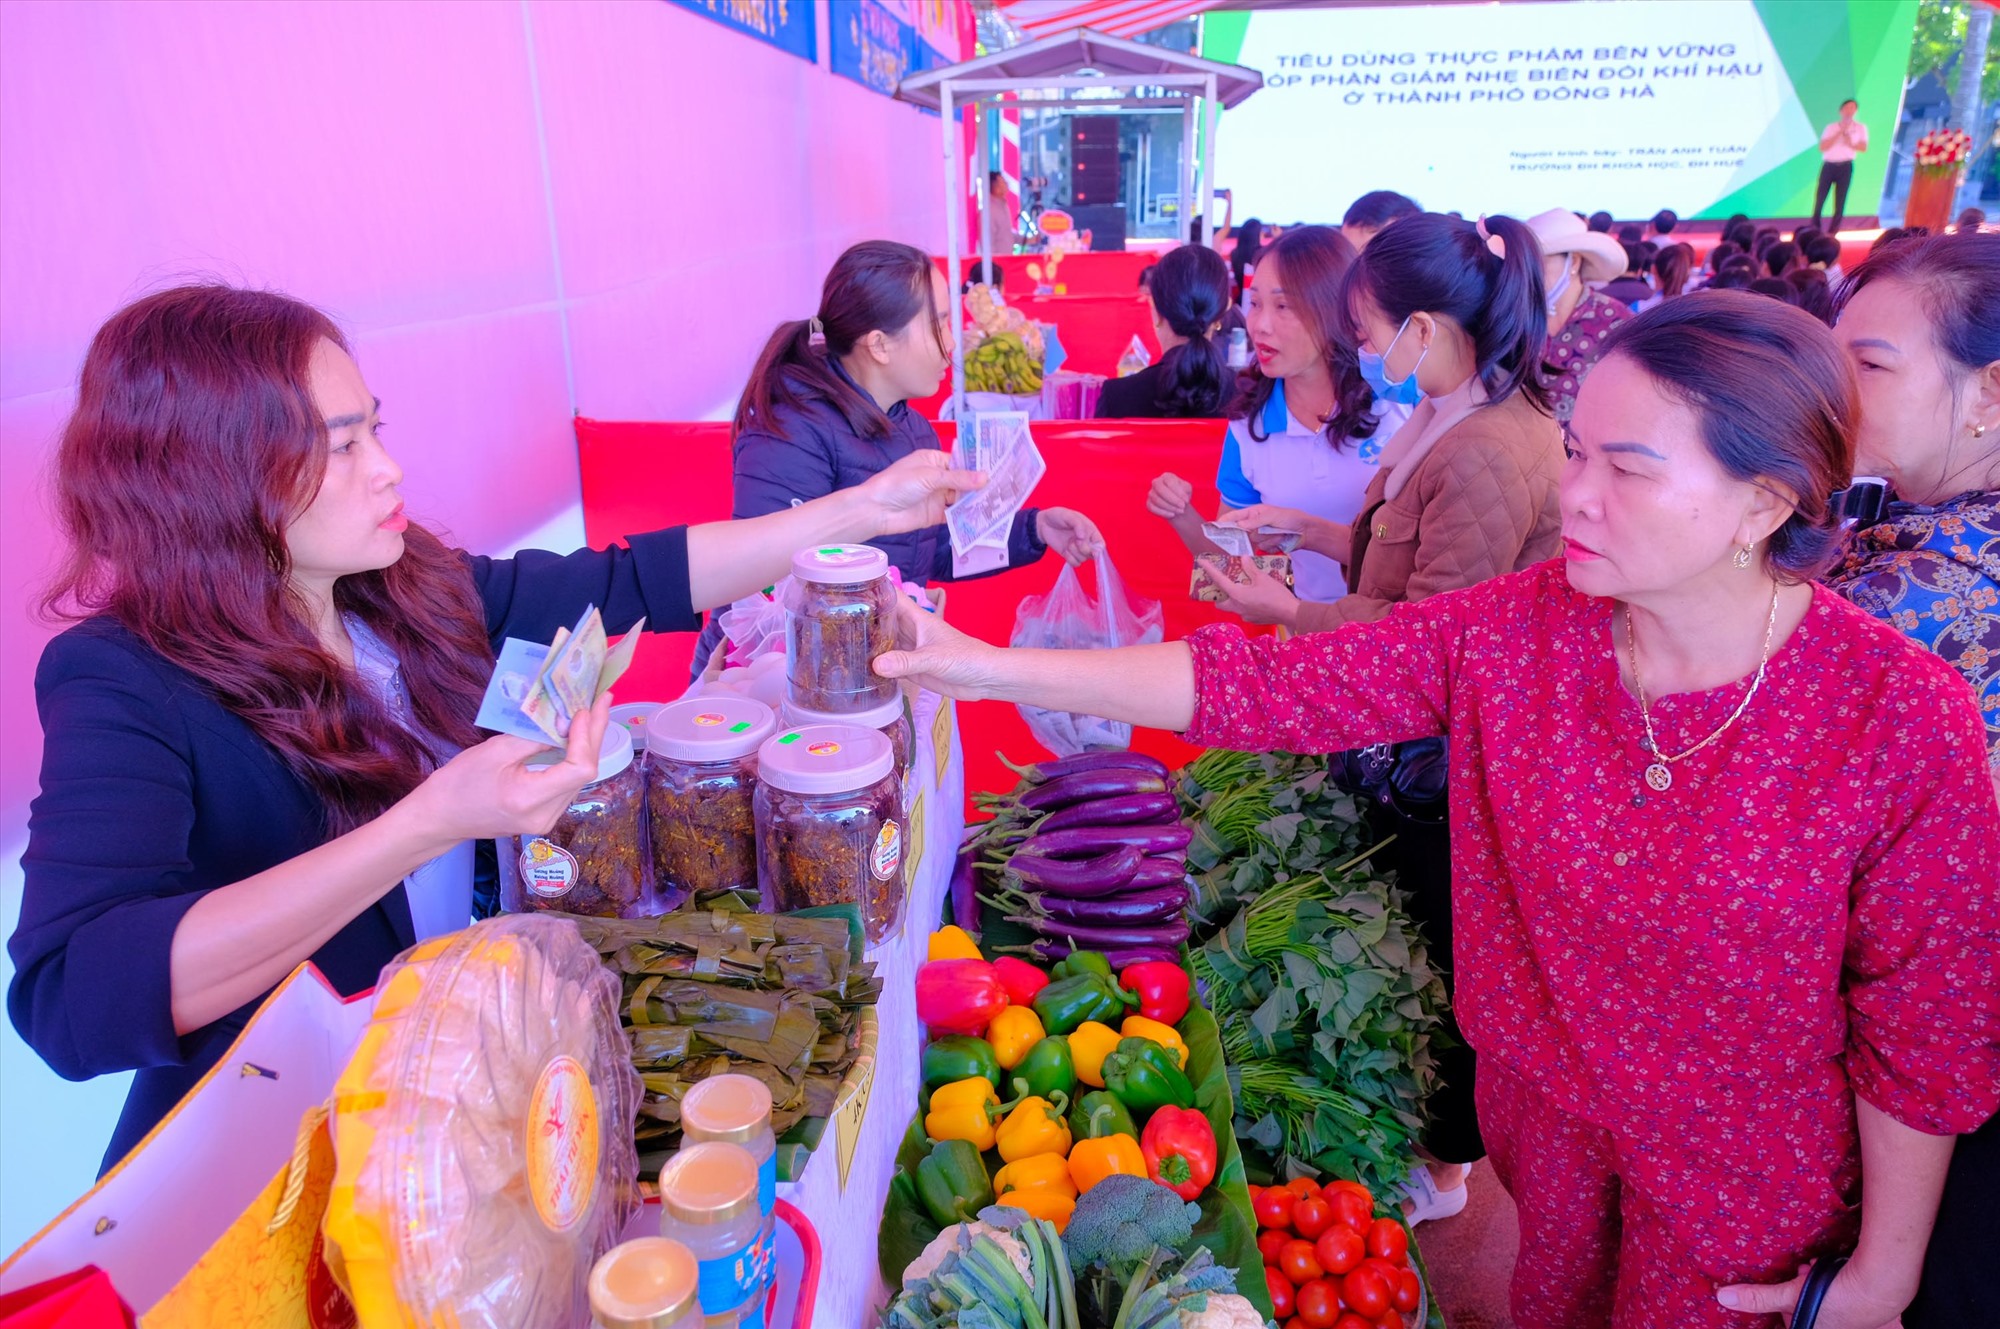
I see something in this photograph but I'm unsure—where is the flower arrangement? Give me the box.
[1914,128,1973,169]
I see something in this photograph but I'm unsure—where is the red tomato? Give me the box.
[1247,1183,1264,1203]
[1288,1175,1323,1199]
[1394,1267,1422,1314]
[1284,1321,1307,1329]
[1333,1315,1374,1329]
[1376,1314,1402,1329]
[1362,1257,1405,1286]
[1258,1229,1291,1263]
[1328,1188,1374,1233]
[1254,1186,1297,1231]
[1291,1195,1334,1240]
[1326,1179,1374,1206]
[1279,1238,1326,1286]
[1294,1278,1342,1329]
[1366,1218,1410,1263]
[1265,1266,1295,1319]
[1341,1267,1392,1320]
[1314,1224,1366,1277]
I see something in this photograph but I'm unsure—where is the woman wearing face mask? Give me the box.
[7,285,982,1170]
[704,241,1103,669]
[1144,226,1411,604]
[1528,208,1634,422]
[1827,232,1999,1329]
[878,291,2000,1329]
[1096,243,1234,419]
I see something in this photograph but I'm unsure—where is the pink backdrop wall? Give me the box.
[0,0,954,1249]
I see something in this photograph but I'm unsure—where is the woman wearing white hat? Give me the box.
[1527,207,1633,423]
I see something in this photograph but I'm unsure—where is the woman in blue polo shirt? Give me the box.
[1146,226,1412,603]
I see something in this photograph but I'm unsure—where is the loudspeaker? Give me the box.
[1070,204,1127,252]
[1069,116,1120,207]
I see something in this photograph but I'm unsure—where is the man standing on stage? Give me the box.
[1812,98,1868,234]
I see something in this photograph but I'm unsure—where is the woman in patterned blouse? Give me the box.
[882,293,1999,1329]
[1826,230,1999,1329]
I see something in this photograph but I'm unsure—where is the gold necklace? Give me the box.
[1623,582,1780,792]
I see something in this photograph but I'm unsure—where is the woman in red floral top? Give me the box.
[883,293,2000,1329]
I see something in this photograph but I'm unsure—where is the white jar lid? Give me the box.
[526,718,634,784]
[755,724,894,795]
[644,696,777,763]
[608,701,668,751]
[791,544,889,586]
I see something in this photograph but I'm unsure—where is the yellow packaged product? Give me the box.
[323,914,641,1328]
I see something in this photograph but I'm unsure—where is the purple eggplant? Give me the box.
[1020,939,1181,969]
[1010,882,1188,925]
[1002,750,1171,785]
[1016,768,1169,813]
[1012,914,1191,950]
[1129,856,1191,889]
[1014,823,1193,862]
[949,842,982,936]
[1035,793,1180,834]
[999,844,1143,897]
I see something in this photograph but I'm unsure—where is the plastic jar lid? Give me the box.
[782,693,906,732]
[608,702,669,752]
[645,696,777,763]
[680,1074,774,1146]
[791,544,889,586]
[657,1141,761,1227]
[756,725,894,795]
[527,718,634,784]
[589,1237,699,1328]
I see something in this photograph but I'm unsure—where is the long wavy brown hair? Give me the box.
[43,285,494,833]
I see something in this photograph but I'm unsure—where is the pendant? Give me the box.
[1645,763,1673,792]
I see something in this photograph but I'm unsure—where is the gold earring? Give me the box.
[1976,423,1989,438]
[1732,545,1753,569]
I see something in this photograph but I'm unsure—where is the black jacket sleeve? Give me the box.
[466,525,698,644]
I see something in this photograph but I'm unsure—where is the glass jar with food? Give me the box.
[782,692,913,806]
[754,724,905,944]
[608,700,671,755]
[644,696,776,909]
[501,723,651,917]
[782,545,897,714]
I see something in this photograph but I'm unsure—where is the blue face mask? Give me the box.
[1360,317,1426,406]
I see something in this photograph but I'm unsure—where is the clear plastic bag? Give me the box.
[1009,551,1164,755]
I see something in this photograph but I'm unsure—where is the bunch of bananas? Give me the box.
[965,331,1042,395]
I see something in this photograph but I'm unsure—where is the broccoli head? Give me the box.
[1060,1174,1201,1271]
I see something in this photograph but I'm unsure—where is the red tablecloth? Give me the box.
[575,416,1237,805]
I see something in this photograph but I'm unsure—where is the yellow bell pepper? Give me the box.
[1120,1015,1189,1070]
[993,1153,1078,1200]
[924,1077,1002,1151]
[995,1094,1072,1163]
[927,925,984,963]
[1068,1020,1123,1088]
[995,1187,1075,1233]
[986,1006,1045,1070]
[1067,1133,1147,1194]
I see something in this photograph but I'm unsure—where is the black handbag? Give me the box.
[1791,1254,1849,1329]
[1330,737,1449,824]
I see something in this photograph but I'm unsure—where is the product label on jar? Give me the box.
[694,712,727,726]
[525,1055,600,1232]
[696,1221,776,1327]
[813,546,872,565]
[756,1151,777,1215]
[870,821,903,881]
[520,839,579,898]
[807,741,843,757]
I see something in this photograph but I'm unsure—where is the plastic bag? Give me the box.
[717,579,789,669]
[1009,551,1164,755]
[1115,334,1153,378]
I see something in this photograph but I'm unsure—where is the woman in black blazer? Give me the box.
[8,285,977,1170]
[1095,244,1235,420]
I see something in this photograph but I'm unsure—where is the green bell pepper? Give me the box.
[1007,1035,1076,1102]
[1051,950,1114,982]
[1068,1089,1138,1142]
[1101,1036,1195,1112]
[914,1137,996,1228]
[923,1035,1001,1096]
[1031,973,1131,1035]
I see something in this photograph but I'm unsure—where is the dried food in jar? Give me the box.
[754,724,906,944]
[509,723,650,918]
[645,696,777,907]
[783,546,897,714]
[783,692,913,803]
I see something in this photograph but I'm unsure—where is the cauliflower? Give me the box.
[1177,1292,1266,1328]
[901,1219,1032,1287]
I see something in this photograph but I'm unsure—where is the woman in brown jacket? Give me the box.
[1209,211,1563,1222]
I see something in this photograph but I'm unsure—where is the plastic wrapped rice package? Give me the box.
[323,914,641,1328]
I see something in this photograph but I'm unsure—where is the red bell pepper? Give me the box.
[1140,1104,1216,1200]
[1119,960,1190,1026]
[992,956,1051,1009]
[916,958,1009,1036]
